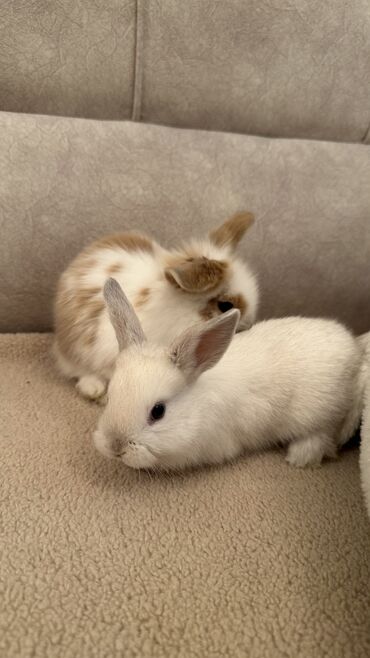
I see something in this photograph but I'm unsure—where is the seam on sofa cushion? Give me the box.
[132,0,144,121]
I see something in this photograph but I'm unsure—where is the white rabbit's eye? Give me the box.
[149,403,166,423]
[218,300,234,313]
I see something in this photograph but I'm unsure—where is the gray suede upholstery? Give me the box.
[1,112,370,333]
[0,1,135,120]
[1,2,370,142]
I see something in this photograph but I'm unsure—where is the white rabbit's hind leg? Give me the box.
[286,434,337,468]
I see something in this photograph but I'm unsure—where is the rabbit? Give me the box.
[53,212,258,401]
[359,332,370,517]
[93,278,364,471]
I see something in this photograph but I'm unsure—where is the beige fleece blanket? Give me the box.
[1,334,370,658]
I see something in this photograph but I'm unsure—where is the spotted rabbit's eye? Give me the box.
[217,300,234,313]
[149,403,166,423]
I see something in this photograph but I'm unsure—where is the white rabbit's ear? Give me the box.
[103,278,146,351]
[170,308,240,380]
[209,211,254,250]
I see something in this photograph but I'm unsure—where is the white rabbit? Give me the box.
[53,212,258,401]
[358,330,370,516]
[93,279,363,471]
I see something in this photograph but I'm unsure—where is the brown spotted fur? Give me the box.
[210,212,254,250]
[55,286,104,361]
[165,257,228,293]
[106,262,122,275]
[55,232,153,361]
[200,293,247,321]
[87,232,153,254]
[135,288,151,308]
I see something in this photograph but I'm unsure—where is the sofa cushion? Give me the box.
[1,111,370,333]
[0,1,135,120]
[140,0,370,143]
[1,333,370,657]
[1,2,370,143]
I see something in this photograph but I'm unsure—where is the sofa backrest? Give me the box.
[1,112,370,334]
[1,1,370,143]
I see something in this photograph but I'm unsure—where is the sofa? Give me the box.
[1,2,370,657]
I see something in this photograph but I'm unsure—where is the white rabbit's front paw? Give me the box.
[76,375,106,401]
[286,434,336,468]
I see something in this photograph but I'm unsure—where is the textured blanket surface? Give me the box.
[1,334,370,658]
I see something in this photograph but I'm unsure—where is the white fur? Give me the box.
[54,234,258,398]
[76,375,107,400]
[358,330,370,517]
[94,310,363,471]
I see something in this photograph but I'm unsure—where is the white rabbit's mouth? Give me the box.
[94,429,159,470]
[121,443,159,470]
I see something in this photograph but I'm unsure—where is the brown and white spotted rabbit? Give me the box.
[54,212,258,400]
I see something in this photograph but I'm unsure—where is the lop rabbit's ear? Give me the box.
[170,308,240,381]
[103,278,146,351]
[165,257,227,293]
[209,211,254,250]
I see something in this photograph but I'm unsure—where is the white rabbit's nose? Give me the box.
[110,436,124,457]
[93,429,122,459]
